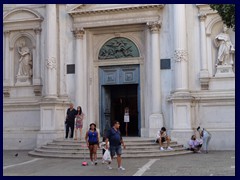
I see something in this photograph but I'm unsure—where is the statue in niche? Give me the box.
[16,38,32,83]
[214,25,235,66]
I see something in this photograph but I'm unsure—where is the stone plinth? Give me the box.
[215,65,234,78]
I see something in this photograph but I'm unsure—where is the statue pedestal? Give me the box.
[15,76,31,86]
[215,65,234,78]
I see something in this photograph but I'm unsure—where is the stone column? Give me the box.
[199,13,210,89]
[147,21,163,137]
[173,4,189,92]
[45,4,57,98]
[170,4,193,146]
[4,31,10,86]
[3,31,11,97]
[33,28,42,85]
[33,28,42,96]
[72,27,85,108]
[37,4,59,147]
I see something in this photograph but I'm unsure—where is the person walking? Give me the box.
[74,106,85,140]
[105,121,126,171]
[65,103,77,139]
[197,127,211,153]
[85,123,100,165]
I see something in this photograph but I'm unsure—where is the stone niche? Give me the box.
[3,7,43,97]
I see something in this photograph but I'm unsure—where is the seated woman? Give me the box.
[188,135,202,153]
[156,127,173,151]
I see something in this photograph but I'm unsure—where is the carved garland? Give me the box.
[46,57,57,69]
[174,50,188,62]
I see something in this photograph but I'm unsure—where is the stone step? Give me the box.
[36,146,186,154]
[29,137,191,159]
[28,150,193,159]
[47,141,178,147]
[41,144,183,151]
[53,138,156,143]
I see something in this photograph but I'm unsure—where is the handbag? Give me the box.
[103,149,112,162]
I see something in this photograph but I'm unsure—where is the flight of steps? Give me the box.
[28,137,192,159]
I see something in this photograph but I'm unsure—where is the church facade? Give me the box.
[3,4,235,150]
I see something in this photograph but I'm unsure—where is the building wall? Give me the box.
[3,4,235,150]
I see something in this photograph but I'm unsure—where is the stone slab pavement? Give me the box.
[3,150,235,176]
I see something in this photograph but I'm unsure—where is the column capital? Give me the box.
[147,21,161,32]
[174,50,188,62]
[34,28,42,35]
[198,13,207,22]
[72,27,85,39]
[4,30,11,35]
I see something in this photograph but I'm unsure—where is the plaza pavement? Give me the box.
[3,150,235,176]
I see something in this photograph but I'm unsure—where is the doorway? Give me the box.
[101,84,139,136]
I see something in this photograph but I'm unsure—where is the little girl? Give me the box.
[100,135,112,169]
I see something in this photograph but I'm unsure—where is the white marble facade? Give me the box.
[3,4,235,150]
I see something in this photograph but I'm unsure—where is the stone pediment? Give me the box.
[3,7,43,32]
[68,4,164,15]
[68,4,164,28]
[3,7,43,23]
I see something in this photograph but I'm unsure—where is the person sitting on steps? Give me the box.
[156,127,173,151]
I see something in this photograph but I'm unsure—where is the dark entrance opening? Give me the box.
[108,84,138,136]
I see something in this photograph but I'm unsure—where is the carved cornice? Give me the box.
[68,4,164,16]
[196,4,217,16]
[72,27,85,39]
[147,21,161,32]
[46,57,57,70]
[174,50,188,62]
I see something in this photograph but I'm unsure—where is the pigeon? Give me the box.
[15,153,18,157]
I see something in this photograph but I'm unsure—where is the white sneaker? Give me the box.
[94,160,98,165]
[108,165,113,170]
[160,147,165,151]
[118,166,125,171]
[91,161,94,165]
[167,147,173,150]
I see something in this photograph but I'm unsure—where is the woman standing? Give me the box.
[197,127,211,153]
[85,123,100,165]
[74,106,84,140]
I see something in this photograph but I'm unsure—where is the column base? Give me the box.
[147,113,164,137]
[170,129,194,148]
[37,130,64,148]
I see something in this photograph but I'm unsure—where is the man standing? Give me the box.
[105,121,126,170]
[65,103,77,139]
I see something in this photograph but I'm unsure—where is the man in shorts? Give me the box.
[156,127,173,151]
[105,121,126,170]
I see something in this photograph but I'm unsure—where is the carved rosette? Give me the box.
[72,27,85,39]
[147,21,162,32]
[174,50,188,62]
[198,13,207,22]
[46,57,57,70]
